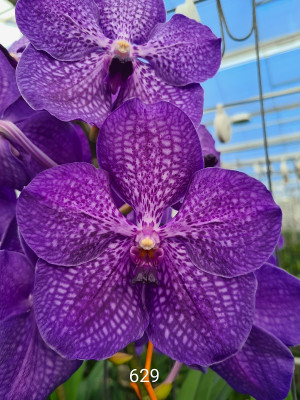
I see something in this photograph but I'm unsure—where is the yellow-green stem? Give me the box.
[56,384,66,400]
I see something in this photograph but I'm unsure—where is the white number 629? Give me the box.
[130,368,159,383]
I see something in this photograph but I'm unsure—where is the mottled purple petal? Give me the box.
[9,35,30,60]
[0,250,33,322]
[0,46,19,116]
[119,59,204,126]
[212,326,294,400]
[17,45,111,126]
[145,240,257,366]
[0,136,30,190]
[0,313,81,400]
[160,169,282,277]
[3,97,36,125]
[98,99,203,227]
[267,254,277,265]
[20,234,38,267]
[34,238,148,359]
[17,163,135,266]
[16,0,110,61]
[73,124,92,163]
[278,233,284,249]
[0,217,23,253]
[18,111,85,177]
[95,0,166,44]
[0,187,16,238]
[197,124,220,167]
[254,262,300,346]
[136,15,221,85]
[160,208,173,226]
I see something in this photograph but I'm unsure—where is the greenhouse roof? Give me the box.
[0,0,300,199]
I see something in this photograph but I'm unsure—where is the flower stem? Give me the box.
[130,382,142,399]
[165,361,182,384]
[145,341,154,371]
[56,384,66,400]
[0,120,57,169]
[143,341,157,400]
[89,125,99,142]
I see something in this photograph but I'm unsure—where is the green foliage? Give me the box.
[279,231,300,277]
[177,369,233,400]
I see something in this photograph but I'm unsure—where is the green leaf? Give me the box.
[209,374,234,400]
[195,369,215,400]
[177,369,202,400]
[77,361,105,400]
[63,363,86,400]
[284,390,293,400]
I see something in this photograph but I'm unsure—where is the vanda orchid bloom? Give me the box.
[17,100,281,367]
[15,0,221,127]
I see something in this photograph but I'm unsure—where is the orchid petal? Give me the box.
[254,262,300,346]
[95,0,166,44]
[136,15,221,86]
[0,250,33,323]
[212,326,294,400]
[160,168,282,277]
[17,45,111,126]
[34,238,148,359]
[17,163,135,266]
[0,187,16,239]
[0,46,19,116]
[3,97,36,125]
[119,59,204,126]
[16,0,110,61]
[18,111,86,177]
[146,240,256,366]
[197,124,220,167]
[0,136,30,190]
[0,314,81,400]
[9,35,30,60]
[98,99,203,227]
[0,217,23,253]
[73,124,92,163]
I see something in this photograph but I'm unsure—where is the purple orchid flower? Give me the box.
[0,250,82,400]
[211,261,300,400]
[15,0,221,127]
[17,100,281,367]
[197,124,221,168]
[0,45,91,190]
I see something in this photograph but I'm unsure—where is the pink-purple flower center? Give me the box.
[130,227,164,285]
[108,40,134,94]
